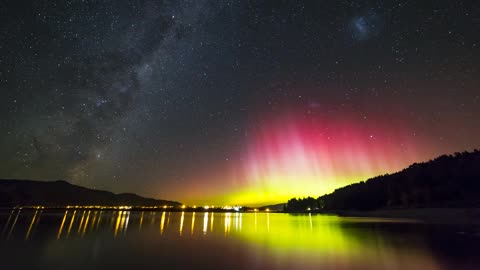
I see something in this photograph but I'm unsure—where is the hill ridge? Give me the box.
[0,179,181,207]
[286,150,480,211]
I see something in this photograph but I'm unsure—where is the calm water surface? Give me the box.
[0,209,479,270]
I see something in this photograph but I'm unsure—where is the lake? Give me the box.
[1,209,479,270]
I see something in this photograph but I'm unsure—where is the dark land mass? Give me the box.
[258,203,287,211]
[286,150,480,214]
[0,179,181,207]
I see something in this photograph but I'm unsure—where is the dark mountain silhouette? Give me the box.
[286,150,480,212]
[0,179,181,207]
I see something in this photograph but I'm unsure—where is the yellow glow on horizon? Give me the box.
[214,174,381,206]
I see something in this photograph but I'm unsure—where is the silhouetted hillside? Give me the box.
[0,179,181,207]
[258,203,286,211]
[286,150,480,212]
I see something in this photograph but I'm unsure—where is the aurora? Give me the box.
[179,111,438,206]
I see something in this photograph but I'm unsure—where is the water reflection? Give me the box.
[113,211,130,237]
[1,209,16,236]
[0,210,294,239]
[139,211,144,231]
[160,212,166,234]
[66,210,76,238]
[95,211,103,230]
[225,212,231,234]
[25,209,41,240]
[0,210,479,269]
[179,211,184,235]
[57,210,68,239]
[191,212,195,235]
[203,212,208,235]
[2,208,21,240]
[81,211,91,237]
[210,212,214,232]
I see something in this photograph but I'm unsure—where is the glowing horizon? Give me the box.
[174,112,438,206]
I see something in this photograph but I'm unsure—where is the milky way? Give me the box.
[1,1,479,205]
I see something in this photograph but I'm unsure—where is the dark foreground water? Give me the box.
[1,209,479,270]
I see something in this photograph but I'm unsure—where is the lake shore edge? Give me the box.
[311,208,480,225]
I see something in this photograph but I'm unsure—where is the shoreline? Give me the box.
[322,208,480,225]
[2,206,480,225]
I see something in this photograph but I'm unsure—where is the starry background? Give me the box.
[1,0,479,205]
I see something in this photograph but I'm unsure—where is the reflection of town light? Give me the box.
[114,211,124,238]
[7,209,21,240]
[210,213,214,232]
[57,210,68,239]
[139,212,144,231]
[203,212,208,235]
[309,213,313,231]
[191,212,196,235]
[124,211,130,233]
[267,212,270,232]
[66,210,76,238]
[2,209,15,235]
[25,209,40,240]
[160,212,166,234]
[179,212,185,235]
[225,213,231,234]
[234,212,239,231]
[95,211,103,231]
[78,211,86,233]
[82,211,91,237]
[90,211,98,231]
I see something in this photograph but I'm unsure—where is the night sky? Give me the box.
[1,1,479,206]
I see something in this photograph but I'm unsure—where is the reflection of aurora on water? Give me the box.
[0,210,445,269]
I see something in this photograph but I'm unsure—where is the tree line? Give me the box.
[285,150,480,212]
